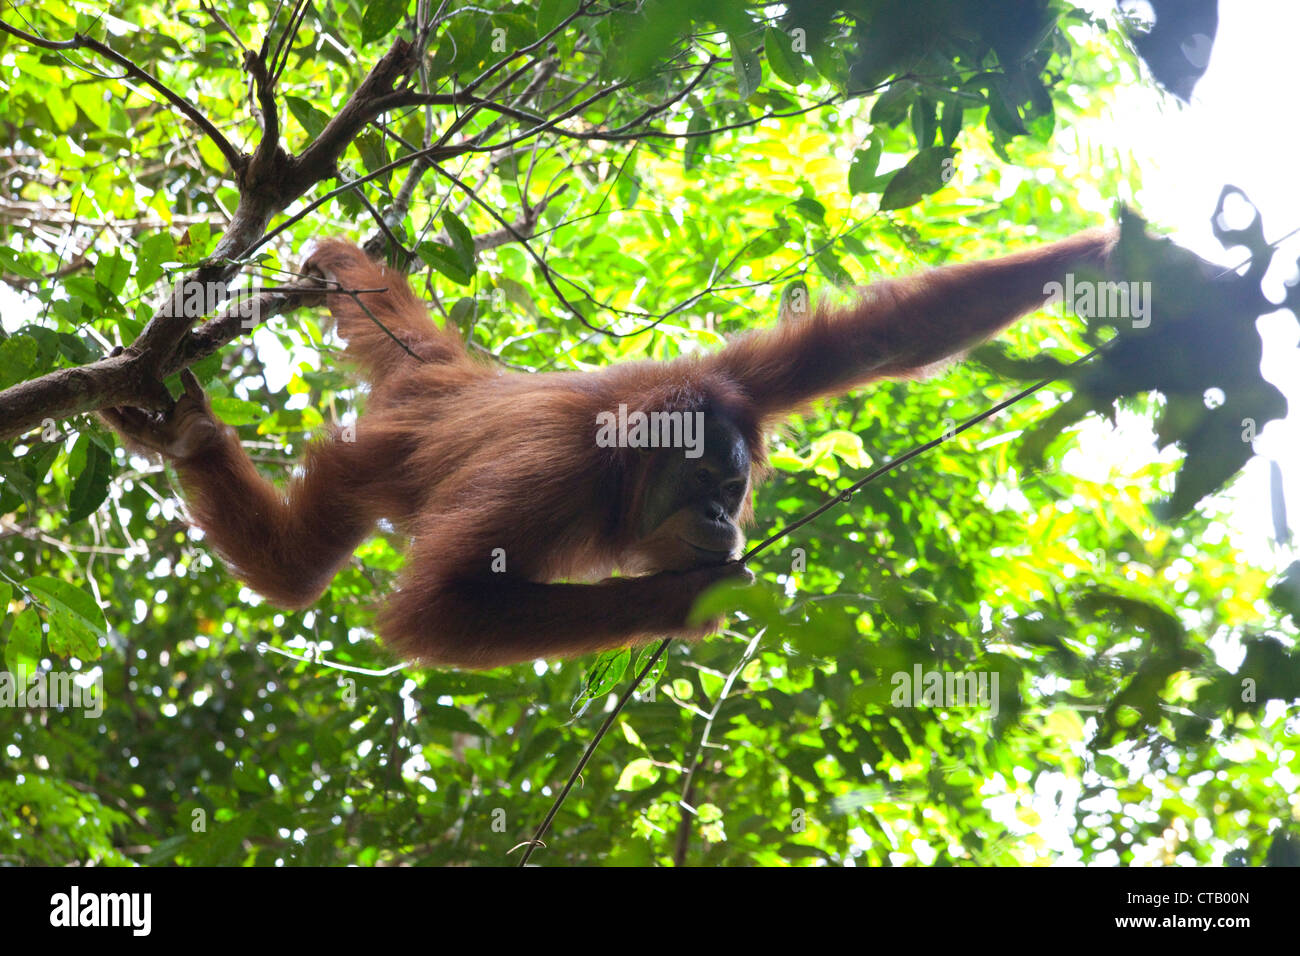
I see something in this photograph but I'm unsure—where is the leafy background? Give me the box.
[0,0,1297,866]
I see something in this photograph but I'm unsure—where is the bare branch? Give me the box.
[373,89,546,126]
[130,38,427,379]
[461,0,591,95]
[0,280,324,442]
[0,350,165,443]
[288,39,421,199]
[243,49,282,175]
[199,0,249,54]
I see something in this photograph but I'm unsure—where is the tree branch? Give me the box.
[0,34,426,439]
[0,281,323,442]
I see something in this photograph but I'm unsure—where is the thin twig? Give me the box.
[672,630,763,866]
[515,637,673,866]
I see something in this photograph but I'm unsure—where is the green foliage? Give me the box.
[0,0,1294,869]
[1013,193,1289,519]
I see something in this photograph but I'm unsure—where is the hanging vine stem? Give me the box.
[514,342,1111,866]
[671,628,765,866]
[514,636,674,865]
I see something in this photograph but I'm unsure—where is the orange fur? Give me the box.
[166,231,1116,668]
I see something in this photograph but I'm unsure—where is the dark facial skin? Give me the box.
[630,414,750,571]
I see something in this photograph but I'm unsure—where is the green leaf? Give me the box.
[442,211,475,271]
[939,99,964,146]
[878,146,956,211]
[847,139,883,194]
[94,252,130,298]
[790,196,825,224]
[614,152,640,207]
[444,297,474,335]
[808,39,847,85]
[0,335,38,390]
[233,763,268,794]
[417,241,473,286]
[986,81,1027,138]
[764,26,805,86]
[1269,561,1300,620]
[136,231,176,293]
[361,0,409,44]
[3,607,42,682]
[840,234,868,258]
[29,439,62,484]
[355,129,392,184]
[209,396,264,427]
[143,835,189,865]
[729,33,762,100]
[536,0,578,33]
[285,95,332,139]
[910,97,937,148]
[869,82,914,127]
[421,704,491,737]
[633,642,668,695]
[66,436,111,524]
[814,248,852,286]
[615,757,660,791]
[24,576,105,660]
[620,720,645,748]
[683,109,711,171]
[0,246,41,279]
[810,429,872,469]
[576,648,630,709]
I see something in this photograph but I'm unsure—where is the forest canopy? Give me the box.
[0,0,1297,868]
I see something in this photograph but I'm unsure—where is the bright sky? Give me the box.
[983,0,1300,865]
[1081,0,1300,565]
